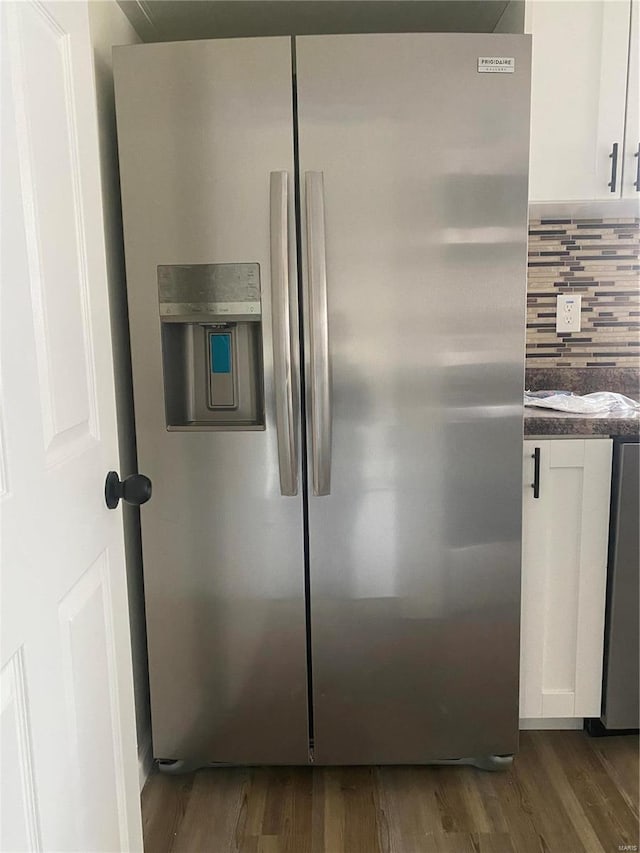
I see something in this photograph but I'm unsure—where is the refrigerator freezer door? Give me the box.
[297,33,531,764]
[114,38,309,763]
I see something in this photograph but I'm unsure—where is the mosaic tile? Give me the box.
[526,218,640,367]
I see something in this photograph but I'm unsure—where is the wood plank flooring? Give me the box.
[141,731,639,853]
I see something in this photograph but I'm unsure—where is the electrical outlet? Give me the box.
[556,294,581,333]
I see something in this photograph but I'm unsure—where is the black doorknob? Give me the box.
[105,471,152,509]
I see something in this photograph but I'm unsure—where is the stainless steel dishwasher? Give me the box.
[587,437,639,735]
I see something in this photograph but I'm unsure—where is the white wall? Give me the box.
[87,0,151,788]
[117,0,515,41]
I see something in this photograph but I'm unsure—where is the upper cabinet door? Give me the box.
[526,0,631,202]
[623,0,640,198]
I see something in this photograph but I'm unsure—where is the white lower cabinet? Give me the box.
[520,438,613,719]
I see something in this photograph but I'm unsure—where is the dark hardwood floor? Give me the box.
[141,731,639,852]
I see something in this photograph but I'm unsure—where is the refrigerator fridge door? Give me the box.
[297,34,531,764]
[114,38,309,764]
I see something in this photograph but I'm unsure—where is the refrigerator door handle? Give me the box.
[270,171,298,496]
[305,171,331,496]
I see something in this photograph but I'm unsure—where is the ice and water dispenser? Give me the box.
[158,263,265,429]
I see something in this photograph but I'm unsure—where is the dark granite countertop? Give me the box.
[524,407,640,437]
[524,366,640,436]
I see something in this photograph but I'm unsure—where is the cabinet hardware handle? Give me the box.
[634,143,640,192]
[608,142,619,193]
[532,448,541,499]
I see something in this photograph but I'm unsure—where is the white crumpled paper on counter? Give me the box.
[524,391,640,415]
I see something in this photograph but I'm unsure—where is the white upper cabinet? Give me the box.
[623,0,640,198]
[526,0,632,202]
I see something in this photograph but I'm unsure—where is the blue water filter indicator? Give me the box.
[208,330,236,410]
[210,333,232,374]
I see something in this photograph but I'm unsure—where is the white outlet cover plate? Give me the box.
[556,294,582,333]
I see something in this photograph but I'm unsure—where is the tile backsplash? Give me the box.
[527,217,639,367]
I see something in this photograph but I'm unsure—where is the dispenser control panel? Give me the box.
[158,263,264,429]
[158,263,261,318]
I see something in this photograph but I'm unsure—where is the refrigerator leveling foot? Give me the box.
[157,759,202,774]
[157,758,235,774]
[427,754,514,772]
[470,754,514,772]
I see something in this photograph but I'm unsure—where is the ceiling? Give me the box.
[117,0,522,42]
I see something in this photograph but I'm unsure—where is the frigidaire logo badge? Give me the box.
[477,57,516,73]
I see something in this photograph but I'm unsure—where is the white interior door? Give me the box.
[1,2,142,850]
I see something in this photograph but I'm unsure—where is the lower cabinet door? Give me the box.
[520,438,613,718]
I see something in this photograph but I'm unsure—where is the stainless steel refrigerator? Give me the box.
[114,33,531,769]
